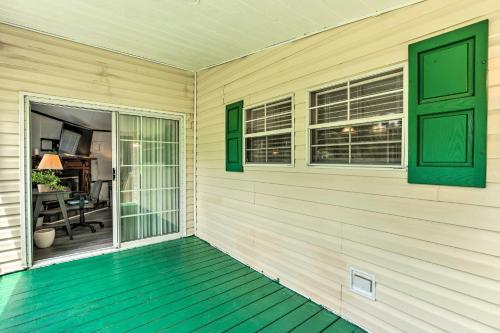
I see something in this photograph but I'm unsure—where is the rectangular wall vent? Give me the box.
[349,267,376,300]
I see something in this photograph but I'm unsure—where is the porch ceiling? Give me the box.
[0,0,420,71]
[0,237,365,332]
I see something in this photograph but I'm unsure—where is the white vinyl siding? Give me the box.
[244,97,293,164]
[309,68,404,167]
[196,1,500,332]
[0,23,194,275]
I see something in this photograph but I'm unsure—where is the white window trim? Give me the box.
[306,64,408,169]
[243,94,295,167]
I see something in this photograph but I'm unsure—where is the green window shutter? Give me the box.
[225,100,244,172]
[408,20,488,187]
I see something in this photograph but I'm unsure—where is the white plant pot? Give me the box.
[37,184,50,192]
[34,228,55,248]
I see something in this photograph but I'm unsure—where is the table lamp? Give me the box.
[37,153,63,170]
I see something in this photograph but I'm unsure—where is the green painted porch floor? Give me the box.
[0,236,365,333]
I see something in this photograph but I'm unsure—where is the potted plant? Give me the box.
[32,170,66,192]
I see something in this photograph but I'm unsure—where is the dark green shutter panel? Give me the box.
[408,20,488,187]
[225,100,244,172]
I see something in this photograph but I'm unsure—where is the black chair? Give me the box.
[67,180,105,233]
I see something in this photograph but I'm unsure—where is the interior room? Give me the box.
[30,103,113,262]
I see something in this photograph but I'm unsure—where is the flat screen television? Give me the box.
[59,123,93,156]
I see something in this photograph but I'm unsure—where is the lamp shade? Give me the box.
[37,154,63,170]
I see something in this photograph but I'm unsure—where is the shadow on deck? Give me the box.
[0,236,365,332]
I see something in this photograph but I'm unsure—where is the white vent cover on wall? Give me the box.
[349,267,376,300]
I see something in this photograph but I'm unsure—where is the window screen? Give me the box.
[309,68,404,166]
[245,97,293,164]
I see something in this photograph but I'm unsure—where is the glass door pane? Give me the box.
[119,114,180,242]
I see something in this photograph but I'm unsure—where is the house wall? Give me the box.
[91,131,113,182]
[0,23,195,275]
[195,0,500,332]
[30,112,62,152]
[91,131,113,202]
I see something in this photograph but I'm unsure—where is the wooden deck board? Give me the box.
[0,236,365,333]
[290,309,339,332]
[323,319,359,333]
[226,294,309,332]
[259,301,323,332]
[2,247,224,323]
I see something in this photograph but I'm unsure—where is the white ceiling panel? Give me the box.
[32,103,111,131]
[0,0,420,70]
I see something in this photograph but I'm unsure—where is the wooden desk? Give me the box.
[33,190,74,240]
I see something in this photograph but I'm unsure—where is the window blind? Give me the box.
[245,97,293,164]
[309,68,404,166]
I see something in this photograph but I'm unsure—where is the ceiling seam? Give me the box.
[196,0,424,71]
[0,0,423,73]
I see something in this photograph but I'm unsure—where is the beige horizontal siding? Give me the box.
[195,0,500,332]
[0,23,194,275]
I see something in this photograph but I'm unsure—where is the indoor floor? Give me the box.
[34,208,113,262]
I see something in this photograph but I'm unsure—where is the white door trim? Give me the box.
[20,92,187,269]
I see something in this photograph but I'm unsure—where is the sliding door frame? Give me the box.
[19,92,187,268]
[116,109,186,250]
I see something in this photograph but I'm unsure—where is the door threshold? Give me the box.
[31,234,184,269]
[31,246,118,269]
[119,233,183,250]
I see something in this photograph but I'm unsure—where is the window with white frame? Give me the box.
[245,97,293,164]
[309,68,404,166]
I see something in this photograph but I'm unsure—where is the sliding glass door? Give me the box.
[119,114,180,242]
